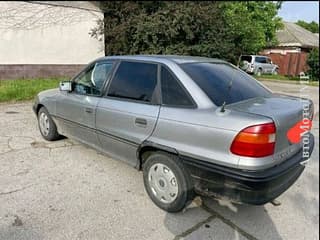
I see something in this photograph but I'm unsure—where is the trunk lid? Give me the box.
[228,94,313,162]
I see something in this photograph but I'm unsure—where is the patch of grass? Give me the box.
[255,74,300,81]
[255,74,319,86]
[0,78,63,102]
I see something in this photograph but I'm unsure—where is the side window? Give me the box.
[256,57,267,64]
[107,61,157,103]
[92,62,113,90]
[73,62,113,96]
[161,66,194,107]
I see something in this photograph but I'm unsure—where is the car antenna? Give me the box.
[220,79,233,113]
[220,102,226,113]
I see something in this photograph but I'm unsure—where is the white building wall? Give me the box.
[0,1,104,65]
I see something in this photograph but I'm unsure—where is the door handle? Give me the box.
[85,108,93,113]
[135,118,147,126]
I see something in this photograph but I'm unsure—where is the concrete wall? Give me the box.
[0,1,104,79]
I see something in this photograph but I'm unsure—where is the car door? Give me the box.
[261,56,272,74]
[95,61,160,167]
[266,57,274,73]
[55,61,114,148]
[254,56,263,73]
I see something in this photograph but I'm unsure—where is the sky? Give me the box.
[278,1,319,23]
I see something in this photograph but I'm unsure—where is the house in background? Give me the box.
[261,22,319,77]
[0,1,104,80]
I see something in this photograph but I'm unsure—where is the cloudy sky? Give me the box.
[278,1,319,23]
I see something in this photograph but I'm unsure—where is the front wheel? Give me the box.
[37,107,60,141]
[273,68,279,75]
[143,152,194,212]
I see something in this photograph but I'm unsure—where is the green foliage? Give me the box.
[220,1,283,57]
[307,48,319,81]
[131,2,235,61]
[90,1,282,64]
[296,20,319,33]
[0,78,62,102]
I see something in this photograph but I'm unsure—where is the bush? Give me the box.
[307,48,319,81]
[90,1,282,65]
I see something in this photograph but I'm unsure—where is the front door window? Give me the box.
[73,62,113,95]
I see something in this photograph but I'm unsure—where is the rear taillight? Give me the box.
[230,122,276,157]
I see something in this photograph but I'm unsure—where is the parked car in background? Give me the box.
[33,55,314,212]
[239,55,279,76]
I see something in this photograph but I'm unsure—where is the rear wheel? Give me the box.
[38,107,60,141]
[143,152,194,212]
[273,68,279,75]
[257,68,262,76]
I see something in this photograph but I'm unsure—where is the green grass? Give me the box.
[255,74,319,86]
[255,74,300,81]
[0,78,63,102]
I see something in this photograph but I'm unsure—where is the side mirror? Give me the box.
[59,81,72,92]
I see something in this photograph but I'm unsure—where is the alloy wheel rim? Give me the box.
[39,112,50,136]
[148,163,179,204]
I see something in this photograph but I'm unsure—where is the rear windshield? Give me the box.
[240,55,252,62]
[180,62,271,106]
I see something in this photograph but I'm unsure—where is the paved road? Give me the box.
[0,82,318,240]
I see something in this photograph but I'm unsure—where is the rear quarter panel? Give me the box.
[149,106,274,169]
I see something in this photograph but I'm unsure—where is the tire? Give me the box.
[143,152,194,212]
[257,68,262,76]
[240,60,249,71]
[37,107,60,141]
[273,68,279,75]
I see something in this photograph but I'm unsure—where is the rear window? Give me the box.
[180,62,271,106]
[240,56,252,62]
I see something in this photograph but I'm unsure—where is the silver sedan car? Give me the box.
[33,55,315,212]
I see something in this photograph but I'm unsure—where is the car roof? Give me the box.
[96,55,228,65]
[241,55,269,58]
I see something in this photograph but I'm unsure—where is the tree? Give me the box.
[307,48,319,81]
[130,2,235,61]
[220,1,283,58]
[296,20,319,33]
[90,1,282,64]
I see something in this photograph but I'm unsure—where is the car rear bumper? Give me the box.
[182,133,314,205]
[245,67,255,74]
